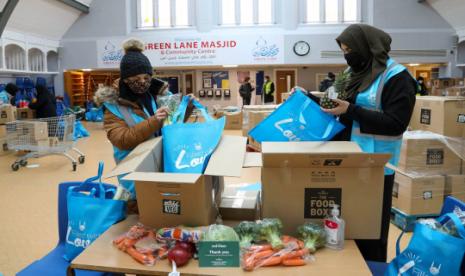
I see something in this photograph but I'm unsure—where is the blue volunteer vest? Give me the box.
[351,58,406,175]
[104,94,159,197]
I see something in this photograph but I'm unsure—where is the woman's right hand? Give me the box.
[155,107,169,122]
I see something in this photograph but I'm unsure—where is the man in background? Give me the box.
[319,72,335,92]
[262,75,275,103]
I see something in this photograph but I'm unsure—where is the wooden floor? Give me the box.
[0,122,410,276]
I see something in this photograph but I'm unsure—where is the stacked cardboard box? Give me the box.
[242,105,278,133]
[397,96,465,215]
[0,105,16,124]
[246,110,273,150]
[219,183,261,221]
[281,92,290,103]
[16,108,35,120]
[0,124,7,155]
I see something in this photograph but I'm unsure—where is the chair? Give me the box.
[17,182,121,276]
[367,196,465,275]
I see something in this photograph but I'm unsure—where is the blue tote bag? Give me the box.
[162,96,225,173]
[249,90,344,142]
[386,212,465,276]
[64,162,126,261]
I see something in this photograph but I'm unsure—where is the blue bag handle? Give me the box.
[69,162,106,199]
[291,89,338,141]
[395,212,465,257]
[172,96,212,124]
[437,212,465,239]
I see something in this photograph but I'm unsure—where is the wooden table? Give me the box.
[70,215,371,276]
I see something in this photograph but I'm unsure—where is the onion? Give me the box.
[168,247,191,267]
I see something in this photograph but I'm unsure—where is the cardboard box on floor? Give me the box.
[107,135,247,229]
[0,124,6,138]
[409,96,465,138]
[393,170,444,215]
[445,175,465,202]
[17,108,35,120]
[243,110,273,137]
[0,105,16,124]
[249,141,390,239]
[281,92,290,103]
[398,132,462,175]
[242,105,278,133]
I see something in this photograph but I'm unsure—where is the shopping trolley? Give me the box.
[5,114,85,171]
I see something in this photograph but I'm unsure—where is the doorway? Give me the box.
[275,70,296,103]
[184,72,194,95]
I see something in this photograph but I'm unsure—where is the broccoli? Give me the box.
[297,223,326,253]
[256,218,283,249]
[234,221,258,248]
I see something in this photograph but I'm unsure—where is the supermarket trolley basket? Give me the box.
[5,114,85,171]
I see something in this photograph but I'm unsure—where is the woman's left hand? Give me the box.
[321,99,350,115]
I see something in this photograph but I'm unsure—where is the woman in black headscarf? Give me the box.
[29,84,57,118]
[308,24,417,262]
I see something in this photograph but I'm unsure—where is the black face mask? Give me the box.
[344,52,367,73]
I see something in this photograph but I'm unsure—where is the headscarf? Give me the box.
[336,24,392,98]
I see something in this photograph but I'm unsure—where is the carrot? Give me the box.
[257,256,282,267]
[282,257,307,266]
[281,248,310,260]
[122,238,138,250]
[113,235,126,245]
[281,235,304,249]
[249,244,272,252]
[249,249,275,260]
[127,247,154,265]
[157,247,168,259]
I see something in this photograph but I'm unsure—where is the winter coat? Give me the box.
[28,90,57,118]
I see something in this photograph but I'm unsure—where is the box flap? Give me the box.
[243,152,263,167]
[417,96,465,102]
[262,141,362,154]
[123,172,202,184]
[205,135,247,177]
[262,142,390,168]
[105,137,162,178]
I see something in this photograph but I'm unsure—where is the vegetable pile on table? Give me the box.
[113,224,203,267]
[235,219,327,271]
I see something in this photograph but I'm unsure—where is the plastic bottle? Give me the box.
[324,204,345,250]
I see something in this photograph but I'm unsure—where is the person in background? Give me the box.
[262,75,275,103]
[0,83,19,105]
[296,24,416,262]
[239,77,254,106]
[28,84,57,118]
[319,72,336,92]
[94,38,194,207]
[416,76,428,96]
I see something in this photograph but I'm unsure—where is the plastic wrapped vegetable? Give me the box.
[113,224,159,266]
[256,218,283,249]
[234,221,258,248]
[203,224,240,242]
[156,227,205,243]
[156,93,182,125]
[297,223,326,253]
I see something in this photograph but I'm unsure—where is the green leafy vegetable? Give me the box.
[256,218,283,249]
[203,224,240,242]
[234,221,258,248]
[297,223,326,253]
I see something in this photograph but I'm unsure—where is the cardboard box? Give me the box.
[410,96,465,138]
[243,110,273,136]
[216,111,242,130]
[310,91,325,98]
[398,132,462,175]
[393,171,444,215]
[430,87,444,96]
[17,108,35,120]
[49,137,59,147]
[0,124,6,138]
[242,105,278,132]
[219,183,261,221]
[21,121,48,140]
[107,135,247,229]
[256,141,390,239]
[36,139,49,149]
[445,175,465,202]
[433,79,454,89]
[0,105,16,124]
[0,137,8,155]
[445,86,465,97]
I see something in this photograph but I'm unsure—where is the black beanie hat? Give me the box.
[120,39,153,79]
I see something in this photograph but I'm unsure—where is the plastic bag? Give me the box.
[156,227,205,243]
[241,238,313,271]
[113,223,168,266]
[156,93,182,125]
